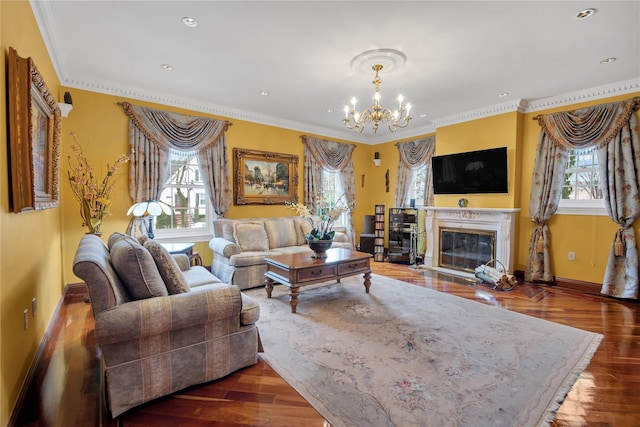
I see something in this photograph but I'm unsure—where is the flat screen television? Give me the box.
[432,147,508,194]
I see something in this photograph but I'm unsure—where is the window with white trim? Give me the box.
[557,149,606,215]
[155,152,212,240]
[407,165,427,208]
[321,169,347,228]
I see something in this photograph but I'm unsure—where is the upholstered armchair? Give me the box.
[72,233,260,418]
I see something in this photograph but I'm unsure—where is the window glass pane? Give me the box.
[561,150,602,201]
[156,153,208,231]
[321,170,346,226]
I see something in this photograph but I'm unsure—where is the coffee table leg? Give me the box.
[289,286,299,313]
[363,271,371,293]
[265,278,274,298]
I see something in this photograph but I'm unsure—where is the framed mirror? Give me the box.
[7,47,61,213]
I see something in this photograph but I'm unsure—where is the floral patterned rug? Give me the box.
[246,274,603,427]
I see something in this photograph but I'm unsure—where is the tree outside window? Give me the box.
[155,153,209,234]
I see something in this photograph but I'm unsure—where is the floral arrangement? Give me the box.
[287,193,355,242]
[67,133,129,234]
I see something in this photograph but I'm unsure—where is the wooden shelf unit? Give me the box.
[374,204,385,262]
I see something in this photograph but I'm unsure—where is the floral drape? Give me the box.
[120,102,231,217]
[302,135,356,248]
[528,97,640,299]
[395,136,436,208]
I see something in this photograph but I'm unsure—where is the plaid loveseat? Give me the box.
[209,216,351,290]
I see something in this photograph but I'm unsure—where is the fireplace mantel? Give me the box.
[423,207,520,278]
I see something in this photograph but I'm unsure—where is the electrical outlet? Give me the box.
[568,251,576,261]
[32,298,37,317]
[24,309,29,330]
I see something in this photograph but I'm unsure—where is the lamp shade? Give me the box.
[127,200,172,217]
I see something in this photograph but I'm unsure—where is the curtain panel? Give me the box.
[301,136,357,248]
[528,97,640,299]
[395,136,436,208]
[120,102,232,217]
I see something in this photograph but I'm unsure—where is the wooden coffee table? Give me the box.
[264,248,372,313]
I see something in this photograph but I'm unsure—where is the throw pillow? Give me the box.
[233,222,269,251]
[144,240,190,295]
[109,238,168,299]
[264,218,297,248]
[107,232,139,250]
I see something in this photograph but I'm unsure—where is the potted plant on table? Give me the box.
[287,193,355,258]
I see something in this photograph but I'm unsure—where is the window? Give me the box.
[322,169,347,228]
[407,165,427,207]
[558,149,606,215]
[155,152,212,240]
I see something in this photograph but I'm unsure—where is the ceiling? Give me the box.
[31,1,640,144]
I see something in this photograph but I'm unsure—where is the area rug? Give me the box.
[245,274,603,427]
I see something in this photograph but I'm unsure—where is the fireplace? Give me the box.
[423,207,520,278]
[439,228,496,272]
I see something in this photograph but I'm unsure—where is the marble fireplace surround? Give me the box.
[423,207,520,279]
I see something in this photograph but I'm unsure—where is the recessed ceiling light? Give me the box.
[498,92,509,98]
[600,57,616,64]
[161,64,174,71]
[259,90,269,96]
[326,108,333,113]
[576,8,596,19]
[182,17,198,27]
[419,114,427,118]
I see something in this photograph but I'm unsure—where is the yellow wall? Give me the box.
[434,112,521,209]
[1,0,64,422]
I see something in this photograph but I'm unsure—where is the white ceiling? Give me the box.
[31,1,640,145]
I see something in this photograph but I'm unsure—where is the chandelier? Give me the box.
[343,64,411,133]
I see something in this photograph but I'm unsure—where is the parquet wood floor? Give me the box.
[14,261,640,426]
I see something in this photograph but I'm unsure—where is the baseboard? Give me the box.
[553,276,603,295]
[7,284,81,426]
[514,269,602,295]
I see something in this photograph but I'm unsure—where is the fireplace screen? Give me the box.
[439,228,495,272]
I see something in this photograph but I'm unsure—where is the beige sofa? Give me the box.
[209,216,352,290]
[73,232,260,418]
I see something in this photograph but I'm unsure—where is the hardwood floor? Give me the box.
[14,261,640,426]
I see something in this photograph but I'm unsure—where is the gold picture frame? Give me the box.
[7,47,61,213]
[233,148,298,205]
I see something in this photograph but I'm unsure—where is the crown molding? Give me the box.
[431,99,527,128]
[523,78,640,113]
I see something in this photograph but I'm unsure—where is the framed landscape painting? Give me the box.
[7,47,61,213]
[233,148,298,205]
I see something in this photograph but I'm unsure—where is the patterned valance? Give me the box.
[302,136,356,170]
[395,136,436,168]
[534,97,640,151]
[120,102,230,154]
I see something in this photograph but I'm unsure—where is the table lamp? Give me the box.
[127,199,172,239]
